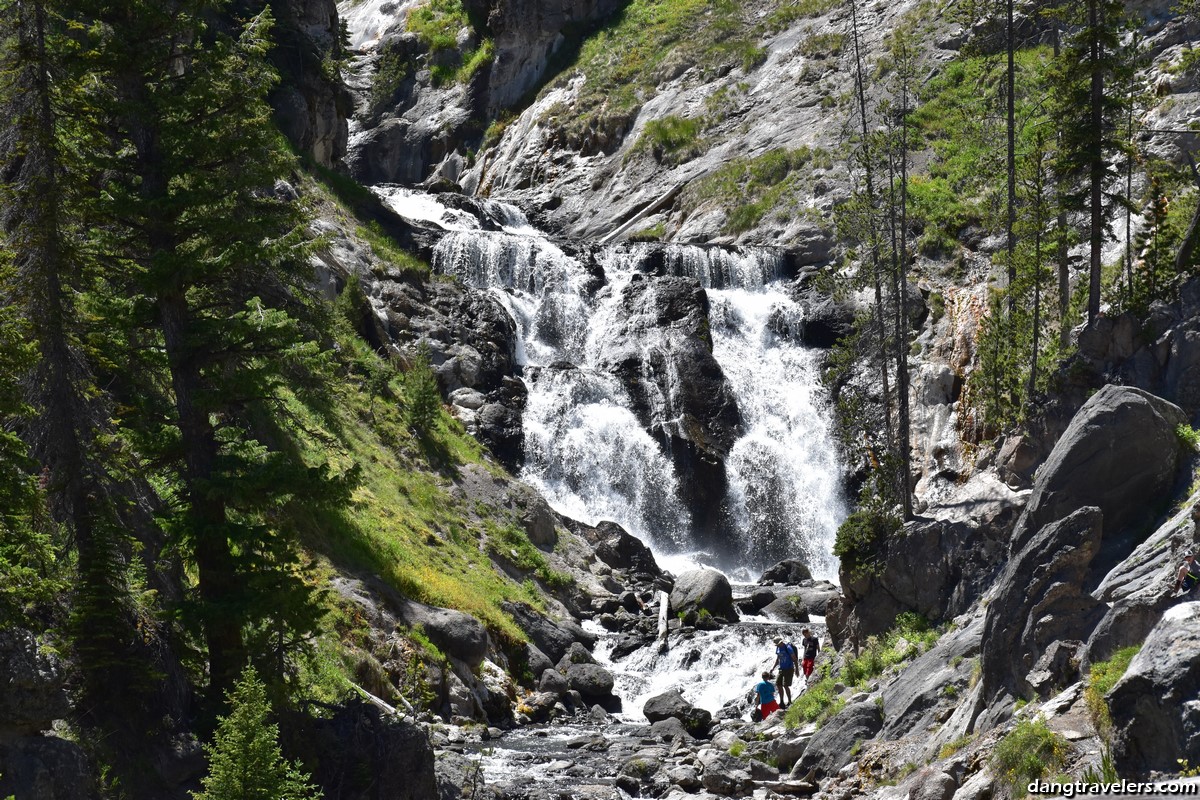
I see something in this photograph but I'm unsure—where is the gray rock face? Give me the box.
[670,569,737,622]
[841,517,1006,640]
[881,614,983,739]
[642,689,713,737]
[470,0,624,115]
[0,737,96,800]
[0,628,68,736]
[796,701,884,777]
[398,599,490,668]
[267,0,350,166]
[1010,385,1185,555]
[1110,602,1200,775]
[502,601,596,663]
[980,507,1106,703]
[595,274,741,551]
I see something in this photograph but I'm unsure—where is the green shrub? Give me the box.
[1085,645,1140,739]
[939,733,975,759]
[992,717,1069,797]
[1178,424,1200,452]
[833,507,901,580]
[641,115,703,154]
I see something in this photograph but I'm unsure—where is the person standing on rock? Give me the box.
[754,670,781,720]
[800,628,820,686]
[772,637,798,707]
[1175,553,1200,596]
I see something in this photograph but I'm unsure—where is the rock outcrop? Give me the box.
[1110,602,1200,775]
[595,274,741,551]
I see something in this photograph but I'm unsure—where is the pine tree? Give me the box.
[193,666,320,800]
[70,0,354,698]
[0,0,133,675]
[1049,0,1133,324]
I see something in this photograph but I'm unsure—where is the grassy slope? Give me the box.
[280,173,576,702]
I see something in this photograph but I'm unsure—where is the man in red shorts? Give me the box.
[800,628,820,686]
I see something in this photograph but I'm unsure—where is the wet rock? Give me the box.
[670,569,736,623]
[595,274,742,553]
[644,689,714,738]
[502,601,596,663]
[762,596,809,623]
[759,559,814,584]
[650,717,696,742]
[1110,602,1200,775]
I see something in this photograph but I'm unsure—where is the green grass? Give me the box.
[640,115,704,155]
[797,32,844,58]
[357,222,429,277]
[783,673,845,729]
[993,717,1069,797]
[908,47,1054,255]
[1085,646,1140,739]
[683,147,830,234]
[281,302,550,646]
[761,0,839,31]
[550,0,766,147]
[939,733,975,759]
[841,614,941,687]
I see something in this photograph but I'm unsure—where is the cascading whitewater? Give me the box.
[404,187,844,577]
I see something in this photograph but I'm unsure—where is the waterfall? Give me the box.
[387,187,846,578]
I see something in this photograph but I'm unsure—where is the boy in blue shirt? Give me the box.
[754,670,780,720]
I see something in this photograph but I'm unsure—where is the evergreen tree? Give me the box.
[70,1,353,698]
[1049,0,1134,323]
[193,666,319,800]
[0,0,133,675]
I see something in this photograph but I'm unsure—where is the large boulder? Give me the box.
[397,599,489,669]
[502,601,596,663]
[980,507,1107,704]
[759,560,813,585]
[1110,602,1200,775]
[670,569,737,622]
[0,737,96,800]
[841,518,1006,640]
[566,664,621,711]
[1010,385,1186,557]
[565,518,664,579]
[642,689,713,737]
[795,701,884,777]
[282,701,437,800]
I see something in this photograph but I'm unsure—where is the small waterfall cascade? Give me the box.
[374,186,847,577]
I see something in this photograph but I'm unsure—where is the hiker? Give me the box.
[753,670,780,720]
[800,628,820,685]
[1176,553,1200,596]
[773,637,799,707]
